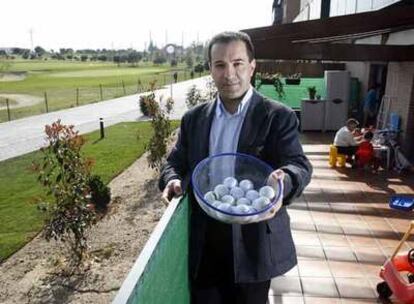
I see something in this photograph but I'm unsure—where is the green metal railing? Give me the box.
[113,196,190,304]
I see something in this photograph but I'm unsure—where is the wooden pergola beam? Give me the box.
[253,42,414,61]
[242,4,414,42]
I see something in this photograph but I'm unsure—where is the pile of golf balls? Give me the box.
[203,176,276,215]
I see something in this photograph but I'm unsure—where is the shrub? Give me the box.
[88,175,111,211]
[145,93,175,170]
[186,85,203,109]
[33,120,97,265]
[139,92,159,117]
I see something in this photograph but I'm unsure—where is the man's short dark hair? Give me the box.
[207,31,255,63]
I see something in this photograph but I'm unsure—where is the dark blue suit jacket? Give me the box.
[159,90,312,283]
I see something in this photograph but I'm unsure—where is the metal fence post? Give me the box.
[76,88,79,106]
[122,80,126,95]
[100,84,103,101]
[44,92,49,113]
[6,98,11,121]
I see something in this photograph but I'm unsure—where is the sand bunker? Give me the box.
[0,94,42,110]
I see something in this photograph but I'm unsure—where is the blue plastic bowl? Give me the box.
[191,153,283,224]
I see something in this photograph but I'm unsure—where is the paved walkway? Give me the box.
[0,77,210,162]
[270,132,414,303]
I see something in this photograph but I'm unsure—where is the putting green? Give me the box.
[257,78,325,109]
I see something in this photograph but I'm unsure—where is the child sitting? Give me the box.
[355,131,379,169]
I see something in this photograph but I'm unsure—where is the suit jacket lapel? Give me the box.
[237,90,267,153]
[196,99,216,160]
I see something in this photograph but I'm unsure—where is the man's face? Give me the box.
[209,40,256,103]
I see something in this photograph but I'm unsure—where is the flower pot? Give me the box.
[285,78,301,85]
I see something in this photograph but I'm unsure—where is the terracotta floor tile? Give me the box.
[328,260,365,278]
[284,265,300,277]
[335,278,377,299]
[269,276,302,296]
[291,221,317,232]
[341,225,372,236]
[340,299,379,304]
[353,246,385,264]
[298,260,332,277]
[324,246,356,262]
[360,263,382,278]
[269,296,305,304]
[301,277,339,297]
[269,134,414,301]
[319,233,351,247]
[293,231,321,246]
[304,297,341,304]
[316,223,343,234]
[377,237,402,248]
[348,235,379,247]
[296,245,325,260]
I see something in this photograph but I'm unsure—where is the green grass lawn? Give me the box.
[0,120,180,261]
[257,78,326,109]
[0,59,206,122]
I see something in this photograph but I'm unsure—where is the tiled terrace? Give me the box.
[269,132,414,304]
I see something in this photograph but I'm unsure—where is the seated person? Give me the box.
[333,118,363,162]
[355,131,379,169]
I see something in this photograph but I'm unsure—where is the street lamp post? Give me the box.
[166,45,175,99]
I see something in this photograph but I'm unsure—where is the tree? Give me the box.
[34,46,46,57]
[127,51,142,66]
[194,63,204,76]
[153,52,166,65]
[80,55,88,62]
[185,50,194,69]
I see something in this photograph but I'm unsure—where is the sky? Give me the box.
[1,0,273,51]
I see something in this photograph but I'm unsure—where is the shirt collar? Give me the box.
[216,86,253,118]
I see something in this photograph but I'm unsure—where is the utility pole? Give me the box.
[29,28,34,51]
[181,31,184,48]
[165,29,168,47]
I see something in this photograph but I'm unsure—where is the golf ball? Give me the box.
[230,186,244,200]
[252,197,271,210]
[236,197,251,206]
[259,186,275,199]
[245,189,260,201]
[223,176,238,189]
[239,179,254,192]
[214,184,229,198]
[221,194,236,205]
[204,191,216,204]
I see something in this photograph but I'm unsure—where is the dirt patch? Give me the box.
[0,72,27,82]
[0,153,166,304]
[0,94,42,110]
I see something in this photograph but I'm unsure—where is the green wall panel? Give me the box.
[129,196,190,304]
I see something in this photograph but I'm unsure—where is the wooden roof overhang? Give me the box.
[242,4,414,62]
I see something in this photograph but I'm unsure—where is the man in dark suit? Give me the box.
[159,31,312,304]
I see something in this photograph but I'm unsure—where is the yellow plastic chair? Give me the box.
[329,145,346,167]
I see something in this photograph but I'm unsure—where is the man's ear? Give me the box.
[249,59,256,76]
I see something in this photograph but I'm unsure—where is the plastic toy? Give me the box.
[377,221,414,302]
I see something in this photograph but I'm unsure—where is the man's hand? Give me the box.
[262,169,285,221]
[162,179,182,205]
[267,169,285,190]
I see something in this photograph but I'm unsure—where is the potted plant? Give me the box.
[273,73,285,99]
[307,86,317,100]
[285,72,301,85]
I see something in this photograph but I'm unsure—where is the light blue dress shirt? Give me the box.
[209,87,253,156]
[208,87,253,184]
